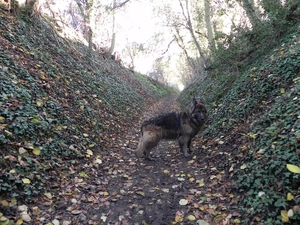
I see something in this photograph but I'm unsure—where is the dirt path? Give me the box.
[24,96,239,225]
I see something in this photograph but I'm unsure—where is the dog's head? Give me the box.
[188,98,208,126]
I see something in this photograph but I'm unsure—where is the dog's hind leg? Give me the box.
[135,135,146,158]
[143,131,160,161]
[135,131,158,160]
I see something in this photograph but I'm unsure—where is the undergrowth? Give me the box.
[179,24,300,224]
[0,8,172,200]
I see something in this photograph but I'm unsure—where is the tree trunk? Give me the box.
[179,0,207,69]
[173,27,195,74]
[204,0,215,52]
[105,0,117,58]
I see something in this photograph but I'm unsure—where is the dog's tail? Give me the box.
[135,126,145,158]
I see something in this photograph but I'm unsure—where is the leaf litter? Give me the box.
[1,95,243,225]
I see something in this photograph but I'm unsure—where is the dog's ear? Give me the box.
[189,98,197,113]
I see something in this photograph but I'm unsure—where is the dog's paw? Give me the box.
[184,153,190,158]
[146,156,155,161]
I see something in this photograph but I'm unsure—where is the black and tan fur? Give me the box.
[135,98,208,160]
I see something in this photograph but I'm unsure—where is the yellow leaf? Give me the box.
[1,200,9,206]
[0,123,8,130]
[198,178,205,187]
[247,132,257,139]
[280,88,285,94]
[86,149,93,155]
[199,206,205,211]
[281,210,289,223]
[32,206,41,215]
[189,177,195,183]
[32,117,40,124]
[36,99,43,107]
[187,215,196,221]
[287,193,294,201]
[9,169,16,174]
[10,198,17,206]
[0,116,5,122]
[32,148,41,156]
[279,51,285,56]
[89,143,95,148]
[214,215,225,222]
[83,133,89,137]
[136,191,145,196]
[79,171,88,178]
[233,219,241,224]
[44,192,53,199]
[286,164,300,174]
[56,125,63,130]
[16,219,23,225]
[22,178,31,184]
[175,215,183,222]
[163,169,169,174]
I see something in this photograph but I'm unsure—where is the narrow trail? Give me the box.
[28,96,239,225]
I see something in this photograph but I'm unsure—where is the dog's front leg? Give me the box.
[187,139,193,153]
[178,136,190,157]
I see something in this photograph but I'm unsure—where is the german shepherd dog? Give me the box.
[135,98,208,160]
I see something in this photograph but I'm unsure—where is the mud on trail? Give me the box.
[24,96,240,225]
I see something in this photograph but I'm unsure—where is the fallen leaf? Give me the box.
[18,147,27,154]
[0,200,9,207]
[175,215,183,222]
[179,199,188,206]
[286,164,300,174]
[281,210,289,223]
[20,214,31,222]
[22,178,31,184]
[287,209,294,217]
[187,215,196,221]
[196,220,209,225]
[32,148,41,156]
[71,210,82,215]
[198,178,205,187]
[36,99,43,106]
[287,193,294,201]
[163,169,169,174]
